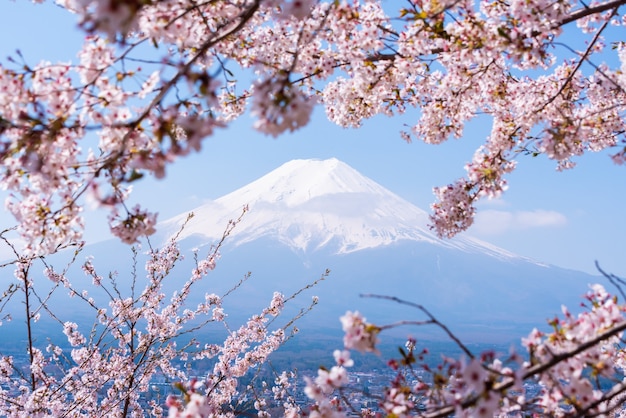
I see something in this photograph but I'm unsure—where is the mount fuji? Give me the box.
[159,158,528,262]
[151,158,597,342]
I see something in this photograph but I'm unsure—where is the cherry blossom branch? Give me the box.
[574,381,626,417]
[103,1,261,162]
[20,262,36,392]
[419,320,626,418]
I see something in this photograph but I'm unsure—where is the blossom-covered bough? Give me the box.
[0,211,323,417]
[1,0,626,416]
[302,284,626,417]
[1,0,625,251]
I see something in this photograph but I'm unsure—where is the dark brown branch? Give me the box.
[596,261,626,301]
[21,262,36,392]
[559,0,626,26]
[571,380,626,417]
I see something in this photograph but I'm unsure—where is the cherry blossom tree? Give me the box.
[1,0,626,416]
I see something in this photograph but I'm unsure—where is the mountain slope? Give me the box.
[204,237,594,342]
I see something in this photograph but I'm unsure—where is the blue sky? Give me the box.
[1,1,625,277]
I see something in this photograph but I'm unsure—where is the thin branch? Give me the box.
[553,41,626,95]
[360,294,475,359]
[574,381,626,417]
[596,261,626,301]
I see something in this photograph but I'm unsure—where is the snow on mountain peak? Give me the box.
[159,158,530,261]
[216,158,407,209]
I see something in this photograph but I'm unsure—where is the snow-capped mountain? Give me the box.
[160,158,528,262]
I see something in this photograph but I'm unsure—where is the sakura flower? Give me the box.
[281,0,315,20]
[340,311,379,353]
[461,358,486,392]
[109,205,157,244]
[333,349,354,368]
